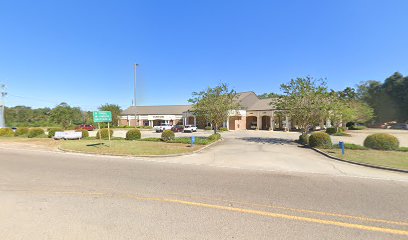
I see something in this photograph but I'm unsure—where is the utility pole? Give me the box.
[133,64,138,127]
[0,84,7,128]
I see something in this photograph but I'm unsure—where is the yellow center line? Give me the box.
[126,194,408,236]
[2,189,408,236]
[168,193,408,227]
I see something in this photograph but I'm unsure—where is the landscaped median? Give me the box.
[59,140,207,156]
[299,132,408,172]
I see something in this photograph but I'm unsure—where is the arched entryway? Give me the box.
[246,116,257,130]
[261,116,271,130]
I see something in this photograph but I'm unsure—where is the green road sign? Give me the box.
[93,111,112,123]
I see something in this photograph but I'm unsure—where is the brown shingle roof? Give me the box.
[247,98,276,110]
[122,105,191,115]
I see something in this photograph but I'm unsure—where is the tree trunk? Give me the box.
[214,123,217,134]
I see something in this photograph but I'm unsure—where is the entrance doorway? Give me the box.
[246,116,257,130]
[261,116,271,130]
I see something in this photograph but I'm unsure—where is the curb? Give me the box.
[58,138,224,158]
[310,147,408,174]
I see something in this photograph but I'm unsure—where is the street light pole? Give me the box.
[0,84,7,128]
[133,64,138,127]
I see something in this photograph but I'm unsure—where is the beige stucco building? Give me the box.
[120,92,292,131]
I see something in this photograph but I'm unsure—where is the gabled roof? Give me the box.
[122,105,191,115]
[247,98,276,111]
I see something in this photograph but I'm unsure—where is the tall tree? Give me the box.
[189,83,240,134]
[49,102,82,129]
[258,92,281,99]
[277,77,330,134]
[98,104,122,127]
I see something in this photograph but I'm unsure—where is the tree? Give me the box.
[277,77,330,134]
[189,83,240,134]
[98,104,122,127]
[49,102,82,129]
[357,72,408,123]
[258,92,281,99]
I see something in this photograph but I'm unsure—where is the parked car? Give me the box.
[76,124,96,131]
[390,123,408,130]
[11,127,17,132]
[171,125,184,132]
[249,121,257,130]
[154,123,172,132]
[183,125,197,132]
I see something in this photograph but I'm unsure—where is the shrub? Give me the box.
[337,143,367,150]
[309,132,332,148]
[298,134,309,145]
[398,147,408,152]
[333,132,351,136]
[0,128,14,137]
[219,127,228,132]
[96,128,114,139]
[28,128,45,138]
[141,137,161,142]
[363,133,399,150]
[204,126,212,130]
[325,127,337,135]
[126,129,141,140]
[338,127,347,132]
[349,125,366,130]
[208,133,221,141]
[169,137,211,145]
[47,128,63,138]
[75,129,89,138]
[161,130,175,142]
[14,127,29,136]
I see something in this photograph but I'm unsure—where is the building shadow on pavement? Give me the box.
[239,137,296,145]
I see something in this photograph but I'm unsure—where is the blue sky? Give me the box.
[1,0,407,110]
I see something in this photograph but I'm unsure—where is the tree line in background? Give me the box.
[5,103,122,129]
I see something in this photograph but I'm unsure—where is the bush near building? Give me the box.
[14,127,29,136]
[75,129,89,138]
[96,128,114,139]
[325,127,337,135]
[208,133,221,141]
[219,127,228,132]
[0,128,14,137]
[161,130,175,142]
[47,128,63,138]
[298,134,309,145]
[309,132,332,148]
[28,128,45,138]
[363,133,399,151]
[126,129,141,140]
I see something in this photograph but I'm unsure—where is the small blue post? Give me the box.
[339,141,345,156]
[191,136,196,147]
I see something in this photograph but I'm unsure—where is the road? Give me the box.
[1,142,408,240]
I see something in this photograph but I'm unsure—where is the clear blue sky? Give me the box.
[1,0,407,110]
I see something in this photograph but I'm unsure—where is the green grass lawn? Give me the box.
[321,148,408,171]
[60,140,204,156]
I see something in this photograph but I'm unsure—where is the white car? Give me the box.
[183,125,197,132]
[154,123,172,132]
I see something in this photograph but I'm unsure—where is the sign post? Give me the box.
[93,111,113,146]
[339,141,345,157]
[191,136,195,147]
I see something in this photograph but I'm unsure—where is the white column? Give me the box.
[149,120,153,127]
[226,117,230,130]
[285,115,289,132]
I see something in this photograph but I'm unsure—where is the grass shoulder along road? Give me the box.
[60,140,205,156]
[320,148,408,171]
[0,137,212,156]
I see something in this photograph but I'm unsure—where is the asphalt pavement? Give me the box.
[1,143,408,239]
